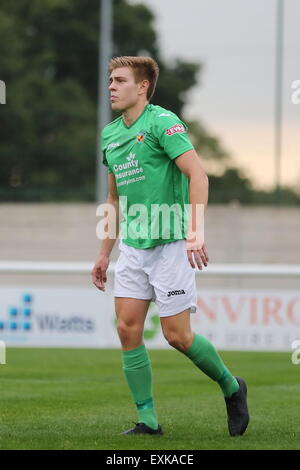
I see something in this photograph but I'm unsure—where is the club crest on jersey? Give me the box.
[165,124,185,136]
[136,131,146,143]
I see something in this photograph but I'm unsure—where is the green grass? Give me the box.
[0,348,299,450]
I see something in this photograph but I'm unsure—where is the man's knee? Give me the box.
[164,331,194,352]
[117,319,143,343]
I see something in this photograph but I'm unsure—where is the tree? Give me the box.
[1,1,297,204]
[0,0,207,201]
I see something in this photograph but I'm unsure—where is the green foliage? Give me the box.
[0,0,299,205]
[188,120,230,162]
[208,168,300,205]
[0,0,202,201]
[154,60,201,116]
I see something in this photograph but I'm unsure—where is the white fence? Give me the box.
[1,261,300,276]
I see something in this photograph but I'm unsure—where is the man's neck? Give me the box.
[122,100,149,127]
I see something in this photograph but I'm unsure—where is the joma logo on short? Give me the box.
[167,289,186,297]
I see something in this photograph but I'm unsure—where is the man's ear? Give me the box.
[138,80,150,96]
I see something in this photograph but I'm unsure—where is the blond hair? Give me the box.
[109,56,159,101]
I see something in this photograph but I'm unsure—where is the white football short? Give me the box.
[114,239,197,317]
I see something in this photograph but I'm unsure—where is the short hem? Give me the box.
[114,292,153,301]
[158,304,197,318]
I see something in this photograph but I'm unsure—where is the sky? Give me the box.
[129,0,300,191]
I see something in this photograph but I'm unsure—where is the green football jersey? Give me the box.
[101,103,194,249]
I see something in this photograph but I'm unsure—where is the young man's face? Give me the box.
[108,67,148,112]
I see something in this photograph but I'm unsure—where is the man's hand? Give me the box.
[186,238,209,270]
[92,254,110,291]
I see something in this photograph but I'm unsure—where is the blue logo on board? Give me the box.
[0,293,33,331]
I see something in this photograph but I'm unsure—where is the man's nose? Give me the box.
[109,82,115,90]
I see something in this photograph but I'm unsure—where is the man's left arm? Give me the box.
[174,149,209,270]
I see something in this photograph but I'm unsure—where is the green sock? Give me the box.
[183,334,239,397]
[122,345,158,430]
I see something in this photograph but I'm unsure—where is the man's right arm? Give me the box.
[92,173,119,291]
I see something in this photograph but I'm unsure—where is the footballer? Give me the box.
[92,56,249,436]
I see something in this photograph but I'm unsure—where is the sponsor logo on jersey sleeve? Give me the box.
[107,142,120,151]
[165,124,186,136]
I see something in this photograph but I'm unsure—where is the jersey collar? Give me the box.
[122,104,150,129]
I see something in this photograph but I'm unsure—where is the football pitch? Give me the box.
[0,348,299,450]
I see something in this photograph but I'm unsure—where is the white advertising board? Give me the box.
[0,287,299,351]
